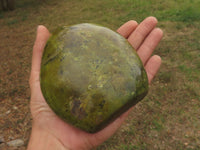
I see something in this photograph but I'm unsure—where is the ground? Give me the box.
[0,0,200,149]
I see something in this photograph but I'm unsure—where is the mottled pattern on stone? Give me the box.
[40,23,148,133]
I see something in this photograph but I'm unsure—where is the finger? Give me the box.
[128,16,158,50]
[145,55,162,84]
[137,28,163,65]
[29,25,50,88]
[31,25,50,74]
[117,20,138,38]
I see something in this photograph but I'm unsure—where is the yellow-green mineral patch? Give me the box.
[40,23,148,133]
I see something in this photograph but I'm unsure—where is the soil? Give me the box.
[0,23,34,149]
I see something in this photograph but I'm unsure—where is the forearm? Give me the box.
[27,125,67,150]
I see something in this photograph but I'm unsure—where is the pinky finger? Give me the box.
[145,55,162,84]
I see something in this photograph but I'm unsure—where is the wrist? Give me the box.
[27,124,68,150]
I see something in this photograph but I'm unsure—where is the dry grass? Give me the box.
[0,0,200,149]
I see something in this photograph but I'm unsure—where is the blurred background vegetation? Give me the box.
[0,0,200,149]
[1,0,15,11]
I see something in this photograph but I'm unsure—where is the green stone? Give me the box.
[40,23,148,133]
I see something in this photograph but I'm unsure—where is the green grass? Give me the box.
[0,0,200,149]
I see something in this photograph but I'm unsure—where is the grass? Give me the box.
[0,0,200,149]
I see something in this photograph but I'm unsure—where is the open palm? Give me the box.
[28,17,163,150]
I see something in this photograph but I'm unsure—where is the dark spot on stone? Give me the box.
[60,56,65,62]
[78,107,87,119]
[71,99,87,119]
[60,69,63,75]
[43,54,58,65]
[47,53,51,59]
[98,100,105,109]
[71,99,81,115]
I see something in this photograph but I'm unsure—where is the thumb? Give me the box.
[29,25,50,91]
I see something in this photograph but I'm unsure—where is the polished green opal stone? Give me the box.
[40,23,148,133]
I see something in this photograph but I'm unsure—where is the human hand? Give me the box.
[28,16,163,150]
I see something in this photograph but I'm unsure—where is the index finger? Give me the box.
[117,20,138,38]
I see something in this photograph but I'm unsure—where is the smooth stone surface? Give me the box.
[40,23,148,133]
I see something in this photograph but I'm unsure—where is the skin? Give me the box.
[28,16,163,150]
